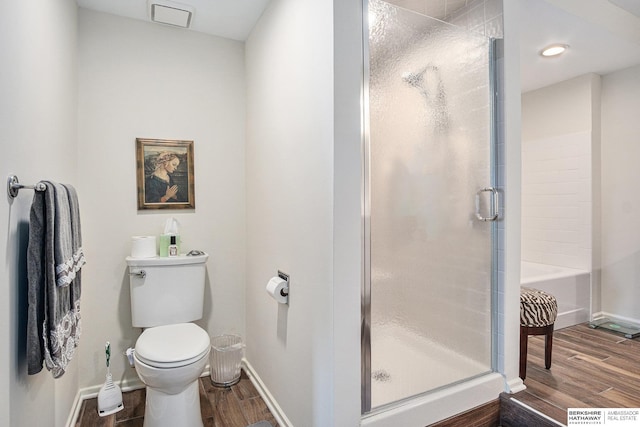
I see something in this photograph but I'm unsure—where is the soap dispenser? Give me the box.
[168,235,178,257]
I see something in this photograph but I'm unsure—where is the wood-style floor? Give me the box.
[514,322,640,425]
[76,324,640,427]
[76,370,278,427]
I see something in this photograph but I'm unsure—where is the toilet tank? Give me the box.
[126,253,209,328]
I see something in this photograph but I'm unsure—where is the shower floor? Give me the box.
[371,324,491,409]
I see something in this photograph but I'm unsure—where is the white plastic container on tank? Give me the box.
[126,254,209,328]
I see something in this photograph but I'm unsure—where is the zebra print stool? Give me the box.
[520,287,558,380]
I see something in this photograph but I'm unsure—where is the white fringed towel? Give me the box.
[27,181,85,378]
[53,183,86,287]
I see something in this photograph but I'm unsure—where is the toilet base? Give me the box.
[143,380,204,427]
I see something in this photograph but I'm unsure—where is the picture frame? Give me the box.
[136,138,195,210]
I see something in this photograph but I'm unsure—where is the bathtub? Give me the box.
[521,261,591,329]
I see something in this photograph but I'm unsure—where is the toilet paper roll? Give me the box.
[266,277,288,304]
[131,236,157,258]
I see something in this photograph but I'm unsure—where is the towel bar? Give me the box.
[7,175,46,199]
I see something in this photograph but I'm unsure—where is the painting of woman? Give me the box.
[136,139,195,210]
[144,151,187,203]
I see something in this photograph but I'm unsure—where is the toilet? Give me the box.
[126,253,210,427]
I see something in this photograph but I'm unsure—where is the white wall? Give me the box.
[601,64,640,323]
[501,0,524,393]
[332,0,364,424]
[245,0,335,425]
[0,0,79,426]
[76,9,246,389]
[521,74,600,271]
[0,1,524,425]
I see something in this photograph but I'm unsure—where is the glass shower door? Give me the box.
[363,0,497,411]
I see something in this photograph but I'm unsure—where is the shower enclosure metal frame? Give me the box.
[360,0,501,414]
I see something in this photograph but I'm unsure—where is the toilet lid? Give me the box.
[135,323,210,368]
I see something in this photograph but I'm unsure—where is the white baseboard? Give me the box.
[555,308,590,330]
[65,374,145,427]
[242,358,293,427]
[65,388,84,427]
[592,311,640,327]
[506,376,526,394]
[67,362,289,427]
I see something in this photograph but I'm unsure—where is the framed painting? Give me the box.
[136,138,195,210]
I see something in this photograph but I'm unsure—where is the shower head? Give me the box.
[402,65,439,90]
[401,65,449,132]
[402,69,425,89]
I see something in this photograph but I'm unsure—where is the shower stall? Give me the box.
[361,0,504,420]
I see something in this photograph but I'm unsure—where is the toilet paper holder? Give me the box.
[277,270,289,297]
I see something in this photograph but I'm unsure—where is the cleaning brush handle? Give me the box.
[105,342,111,368]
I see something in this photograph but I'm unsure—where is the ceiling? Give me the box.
[75,0,640,92]
[75,0,271,41]
[519,0,640,92]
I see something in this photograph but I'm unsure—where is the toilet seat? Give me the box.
[135,323,210,369]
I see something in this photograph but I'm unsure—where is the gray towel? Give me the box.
[62,184,85,301]
[53,183,85,287]
[27,181,84,377]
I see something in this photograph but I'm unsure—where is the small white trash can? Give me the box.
[209,334,244,387]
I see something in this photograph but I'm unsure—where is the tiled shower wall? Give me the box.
[386,0,503,38]
[521,74,598,272]
[521,131,592,270]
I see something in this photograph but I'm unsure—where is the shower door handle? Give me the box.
[475,187,499,222]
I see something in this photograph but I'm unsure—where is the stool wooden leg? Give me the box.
[519,325,528,380]
[544,324,554,369]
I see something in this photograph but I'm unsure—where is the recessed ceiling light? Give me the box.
[540,44,569,57]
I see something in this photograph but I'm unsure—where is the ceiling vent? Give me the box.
[149,0,193,28]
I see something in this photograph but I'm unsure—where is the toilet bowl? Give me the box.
[126,253,210,427]
[133,323,210,427]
